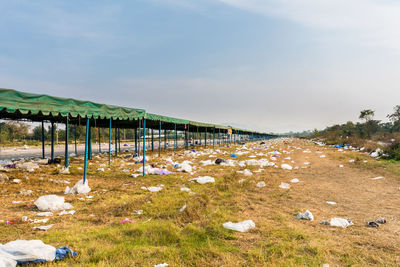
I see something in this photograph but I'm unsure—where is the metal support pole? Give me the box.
[74,124,77,155]
[204,128,207,147]
[115,127,118,156]
[98,128,101,153]
[51,121,55,162]
[158,121,161,157]
[88,124,92,160]
[83,118,89,184]
[118,128,121,153]
[142,119,146,177]
[138,120,141,156]
[151,128,154,152]
[109,119,112,165]
[164,129,167,150]
[134,127,138,154]
[41,121,45,159]
[174,123,177,152]
[65,117,69,168]
[213,127,215,148]
[196,126,199,150]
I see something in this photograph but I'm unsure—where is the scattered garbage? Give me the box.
[281,164,293,170]
[320,155,326,158]
[180,187,191,192]
[366,218,386,227]
[142,186,163,192]
[326,201,337,205]
[371,176,384,180]
[12,179,21,184]
[339,164,344,168]
[223,220,255,232]
[256,181,266,188]
[59,167,70,174]
[200,160,214,166]
[0,240,77,266]
[133,210,143,215]
[36,212,53,217]
[243,169,253,176]
[370,148,382,158]
[64,179,91,194]
[34,195,73,212]
[189,176,215,184]
[179,204,187,212]
[290,178,299,183]
[215,158,226,165]
[230,154,238,158]
[120,218,135,224]
[321,218,353,228]
[33,224,54,231]
[58,210,76,216]
[178,161,192,173]
[154,263,168,267]
[279,182,290,189]
[19,189,33,196]
[296,210,314,221]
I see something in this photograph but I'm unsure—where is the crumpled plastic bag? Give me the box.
[329,218,353,228]
[223,220,255,232]
[296,210,314,221]
[189,176,215,184]
[281,164,293,170]
[64,179,91,194]
[279,182,290,189]
[34,195,73,212]
[178,161,192,173]
[0,240,77,267]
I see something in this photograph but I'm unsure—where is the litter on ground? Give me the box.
[223,220,255,232]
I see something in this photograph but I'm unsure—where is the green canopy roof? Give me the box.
[145,113,189,125]
[0,88,145,121]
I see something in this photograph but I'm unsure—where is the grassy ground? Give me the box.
[1,139,400,266]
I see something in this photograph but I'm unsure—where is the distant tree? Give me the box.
[387,105,400,132]
[359,109,375,138]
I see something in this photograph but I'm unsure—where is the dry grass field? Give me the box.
[1,138,400,266]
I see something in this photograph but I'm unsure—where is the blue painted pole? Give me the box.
[41,121,45,159]
[83,118,89,184]
[151,128,154,152]
[213,127,215,148]
[98,128,101,153]
[159,120,161,157]
[138,120,141,156]
[115,127,118,156]
[65,117,69,168]
[108,118,111,165]
[88,125,92,160]
[196,126,199,150]
[74,124,77,155]
[51,121,55,162]
[174,123,176,152]
[142,119,146,177]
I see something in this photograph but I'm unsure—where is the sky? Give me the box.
[1,0,400,133]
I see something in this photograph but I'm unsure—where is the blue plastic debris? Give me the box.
[230,154,238,158]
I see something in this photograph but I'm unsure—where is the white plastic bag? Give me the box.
[64,179,91,194]
[329,218,353,228]
[189,176,215,184]
[223,220,255,232]
[0,240,56,265]
[296,210,314,221]
[34,195,73,212]
[281,164,293,170]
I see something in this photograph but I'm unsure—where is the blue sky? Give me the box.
[1,0,400,133]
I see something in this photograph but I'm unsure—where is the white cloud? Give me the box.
[217,0,400,51]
